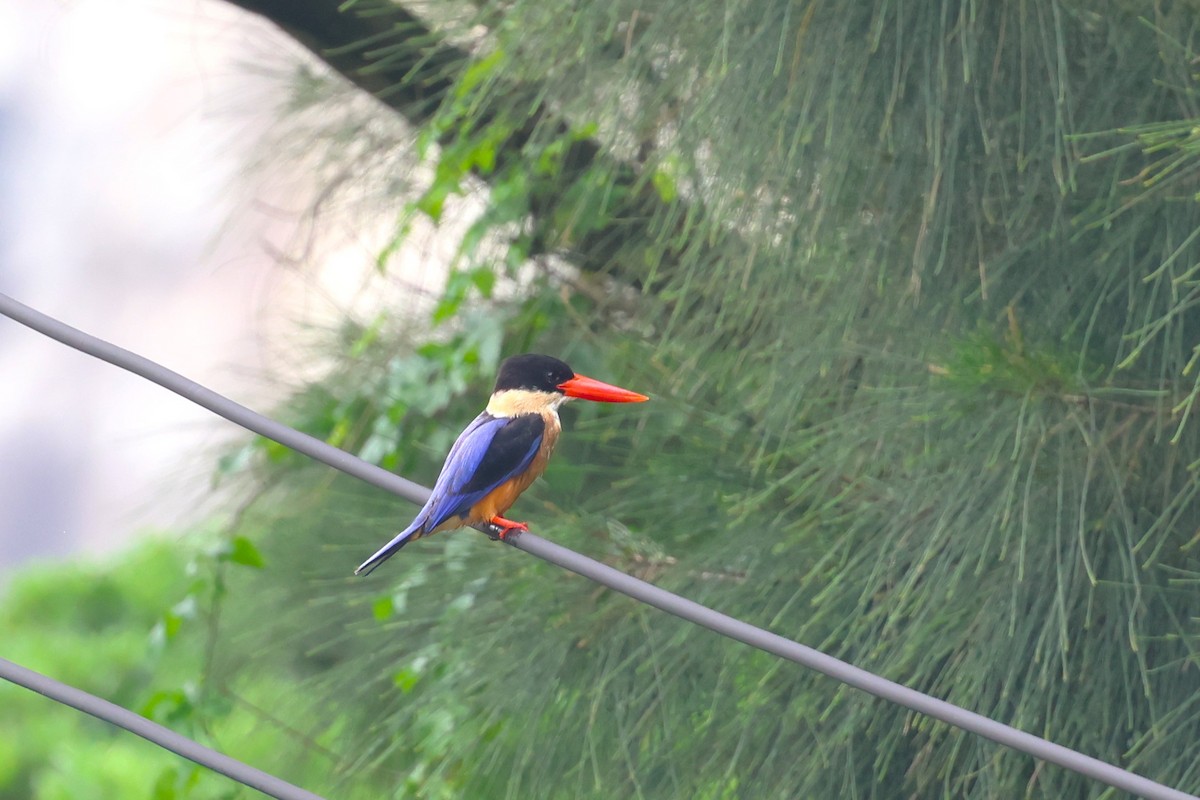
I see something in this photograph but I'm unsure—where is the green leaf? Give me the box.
[469,137,498,174]
[372,595,395,621]
[432,295,463,325]
[224,536,265,570]
[536,138,567,176]
[470,267,496,297]
[459,217,491,260]
[326,417,351,448]
[259,438,291,463]
[151,767,178,800]
[573,121,598,139]
[376,210,415,273]
[393,668,420,693]
[432,268,480,324]
[415,180,453,222]
[455,48,506,100]
[141,689,189,722]
[652,168,678,203]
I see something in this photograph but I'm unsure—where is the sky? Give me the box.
[0,0,453,577]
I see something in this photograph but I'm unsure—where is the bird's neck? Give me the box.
[486,389,566,418]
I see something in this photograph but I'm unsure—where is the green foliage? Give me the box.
[0,542,195,800]
[213,1,1200,797]
[0,538,397,800]
[20,1,1200,799]
[934,309,1090,401]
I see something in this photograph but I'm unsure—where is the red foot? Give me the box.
[490,515,529,540]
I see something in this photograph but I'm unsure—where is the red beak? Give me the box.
[557,374,649,403]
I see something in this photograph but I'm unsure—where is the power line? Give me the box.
[0,657,327,800]
[0,291,1195,800]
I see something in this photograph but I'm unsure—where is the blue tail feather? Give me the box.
[354,522,423,576]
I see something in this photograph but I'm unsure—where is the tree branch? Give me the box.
[223,0,459,118]
[223,0,711,281]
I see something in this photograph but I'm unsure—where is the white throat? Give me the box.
[486,389,568,418]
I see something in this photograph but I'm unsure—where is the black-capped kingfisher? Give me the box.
[354,353,648,576]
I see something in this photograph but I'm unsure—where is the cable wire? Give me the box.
[0,291,1194,800]
[0,657,327,800]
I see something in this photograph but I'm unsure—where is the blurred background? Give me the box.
[3,2,1200,800]
[0,0,280,571]
[0,0,452,575]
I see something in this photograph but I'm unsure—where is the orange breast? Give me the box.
[466,410,560,524]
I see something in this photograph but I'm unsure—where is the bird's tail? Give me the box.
[354,523,422,576]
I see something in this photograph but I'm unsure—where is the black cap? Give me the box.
[493,354,575,393]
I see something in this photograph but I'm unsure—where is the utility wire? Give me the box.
[0,291,1195,800]
[0,657,327,800]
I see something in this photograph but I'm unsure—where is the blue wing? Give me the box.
[419,412,545,531]
[355,412,544,575]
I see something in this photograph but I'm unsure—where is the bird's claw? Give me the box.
[489,516,529,540]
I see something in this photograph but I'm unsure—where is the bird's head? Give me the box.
[488,354,648,416]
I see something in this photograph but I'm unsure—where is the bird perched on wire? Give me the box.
[354,353,648,576]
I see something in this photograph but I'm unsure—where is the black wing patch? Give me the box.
[460,413,546,496]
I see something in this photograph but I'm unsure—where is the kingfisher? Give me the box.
[354,353,648,576]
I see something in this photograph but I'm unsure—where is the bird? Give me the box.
[354,353,648,576]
